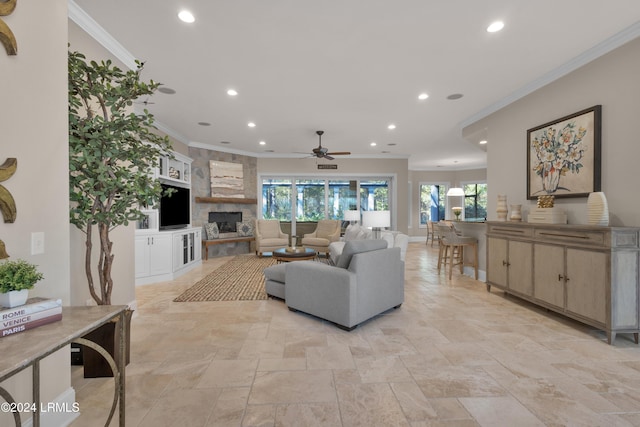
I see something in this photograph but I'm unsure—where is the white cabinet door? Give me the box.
[147,233,172,276]
[134,235,150,279]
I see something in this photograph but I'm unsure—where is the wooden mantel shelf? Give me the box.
[195,197,257,204]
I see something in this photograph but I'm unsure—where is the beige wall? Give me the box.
[258,157,409,233]
[408,169,487,237]
[0,0,72,425]
[465,37,640,226]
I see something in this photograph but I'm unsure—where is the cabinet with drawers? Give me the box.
[486,222,640,344]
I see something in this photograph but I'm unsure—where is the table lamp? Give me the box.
[362,210,390,239]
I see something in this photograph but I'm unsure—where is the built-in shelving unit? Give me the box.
[195,197,257,204]
[135,150,201,285]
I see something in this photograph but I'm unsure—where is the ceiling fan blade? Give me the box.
[326,151,351,156]
[323,154,335,160]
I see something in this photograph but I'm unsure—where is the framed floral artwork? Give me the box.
[527,105,601,200]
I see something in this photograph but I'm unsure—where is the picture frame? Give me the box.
[527,105,601,200]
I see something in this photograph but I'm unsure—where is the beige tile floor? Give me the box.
[71,242,640,426]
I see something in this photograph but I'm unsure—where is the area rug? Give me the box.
[174,254,276,302]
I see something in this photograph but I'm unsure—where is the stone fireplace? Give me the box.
[208,211,242,233]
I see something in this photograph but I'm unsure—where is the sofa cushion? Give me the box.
[260,237,288,247]
[264,263,286,283]
[302,237,329,246]
[343,224,362,241]
[336,239,389,269]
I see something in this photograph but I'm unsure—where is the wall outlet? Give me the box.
[31,232,45,255]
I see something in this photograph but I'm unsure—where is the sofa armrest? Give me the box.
[286,262,357,326]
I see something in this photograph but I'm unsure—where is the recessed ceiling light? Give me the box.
[479,140,487,145]
[198,122,211,126]
[487,21,504,33]
[220,141,231,144]
[387,124,396,130]
[447,93,464,100]
[418,93,429,100]
[387,143,397,146]
[178,10,195,23]
[158,87,176,94]
[248,122,256,128]
[259,141,266,145]
[370,142,377,147]
[227,89,238,96]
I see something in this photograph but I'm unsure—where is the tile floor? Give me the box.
[71,242,640,426]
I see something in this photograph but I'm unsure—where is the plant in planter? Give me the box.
[68,50,172,376]
[0,259,44,308]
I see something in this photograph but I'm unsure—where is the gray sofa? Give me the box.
[264,240,404,330]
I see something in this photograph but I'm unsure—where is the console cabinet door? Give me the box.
[507,241,532,296]
[487,237,508,289]
[566,248,607,324]
[533,244,565,309]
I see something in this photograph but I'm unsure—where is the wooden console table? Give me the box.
[0,305,128,426]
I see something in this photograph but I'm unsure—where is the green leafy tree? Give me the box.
[68,50,172,305]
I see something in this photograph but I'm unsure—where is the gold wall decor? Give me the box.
[0,0,17,56]
[0,158,17,222]
[0,239,8,259]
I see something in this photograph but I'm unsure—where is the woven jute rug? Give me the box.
[174,254,277,302]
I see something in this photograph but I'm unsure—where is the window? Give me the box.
[463,183,487,221]
[328,179,358,220]
[419,184,446,226]
[261,178,292,221]
[295,179,325,222]
[261,176,393,226]
[360,179,389,211]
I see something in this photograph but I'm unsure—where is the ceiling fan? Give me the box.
[309,130,351,160]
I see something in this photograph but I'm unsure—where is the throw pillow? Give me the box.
[236,220,254,237]
[204,222,219,240]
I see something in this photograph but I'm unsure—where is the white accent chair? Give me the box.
[301,219,341,256]
[255,219,289,257]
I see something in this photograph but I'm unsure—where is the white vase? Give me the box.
[0,289,29,308]
[510,204,522,221]
[587,192,609,226]
[496,195,508,221]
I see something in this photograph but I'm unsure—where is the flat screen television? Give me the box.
[159,183,190,230]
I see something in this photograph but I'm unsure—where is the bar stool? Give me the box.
[436,223,478,280]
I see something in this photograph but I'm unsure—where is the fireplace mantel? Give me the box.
[195,197,257,204]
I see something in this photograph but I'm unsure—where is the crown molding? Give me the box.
[68,0,137,70]
[460,21,640,129]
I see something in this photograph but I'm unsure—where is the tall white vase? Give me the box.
[587,192,609,226]
[496,195,508,221]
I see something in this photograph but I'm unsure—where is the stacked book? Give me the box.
[1,297,63,338]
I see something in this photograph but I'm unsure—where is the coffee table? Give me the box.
[273,247,317,263]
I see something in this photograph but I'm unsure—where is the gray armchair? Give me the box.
[284,240,404,330]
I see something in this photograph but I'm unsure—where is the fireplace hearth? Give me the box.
[209,211,242,233]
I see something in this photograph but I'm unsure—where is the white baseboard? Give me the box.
[22,387,79,427]
[463,266,487,283]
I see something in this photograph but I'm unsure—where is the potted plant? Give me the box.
[0,259,44,308]
[68,50,172,376]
